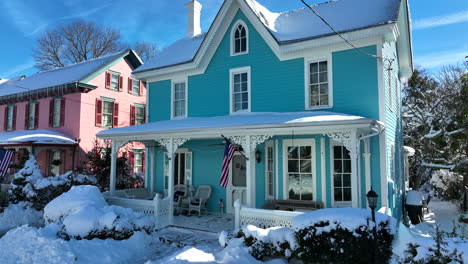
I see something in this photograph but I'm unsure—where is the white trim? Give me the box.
[282,138,317,201]
[377,42,388,208]
[229,66,251,114]
[320,137,326,207]
[230,19,249,56]
[304,55,334,110]
[170,78,188,120]
[265,140,275,201]
[363,138,371,207]
[274,139,279,199]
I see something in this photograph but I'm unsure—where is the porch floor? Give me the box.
[170,214,234,233]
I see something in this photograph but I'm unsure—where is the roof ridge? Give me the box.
[36,49,129,74]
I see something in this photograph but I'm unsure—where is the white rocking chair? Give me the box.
[188,185,212,216]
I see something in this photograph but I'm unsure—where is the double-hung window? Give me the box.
[102,101,114,128]
[307,60,331,108]
[27,102,36,129]
[172,81,187,119]
[284,139,315,201]
[132,80,140,95]
[230,67,250,113]
[133,151,143,173]
[110,73,119,90]
[52,98,61,127]
[135,105,145,125]
[6,105,14,131]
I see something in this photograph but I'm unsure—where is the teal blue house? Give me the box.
[98,0,413,220]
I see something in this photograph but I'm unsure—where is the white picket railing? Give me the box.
[234,200,303,230]
[105,192,171,225]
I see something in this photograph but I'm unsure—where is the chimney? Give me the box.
[186,0,202,38]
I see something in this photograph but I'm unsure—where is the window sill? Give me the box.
[230,51,248,57]
[230,110,251,115]
[305,105,333,111]
[171,116,187,120]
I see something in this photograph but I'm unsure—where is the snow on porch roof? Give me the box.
[0,130,77,145]
[97,111,379,139]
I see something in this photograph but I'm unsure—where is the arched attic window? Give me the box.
[231,20,248,55]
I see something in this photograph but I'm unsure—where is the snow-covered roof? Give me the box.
[134,0,400,72]
[0,50,140,98]
[0,130,76,145]
[98,111,379,139]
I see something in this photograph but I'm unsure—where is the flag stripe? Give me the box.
[0,149,14,177]
[220,142,236,188]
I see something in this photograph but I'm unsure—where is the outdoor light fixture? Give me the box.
[255,150,261,163]
[366,187,379,264]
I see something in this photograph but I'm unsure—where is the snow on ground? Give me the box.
[0,202,44,235]
[392,200,468,263]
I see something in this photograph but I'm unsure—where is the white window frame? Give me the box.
[110,72,120,91]
[230,20,249,56]
[330,144,353,207]
[265,140,275,200]
[27,101,36,130]
[229,66,251,114]
[135,104,146,125]
[52,98,61,128]
[6,105,14,131]
[133,149,144,173]
[282,138,316,201]
[132,79,140,96]
[171,78,188,119]
[101,100,114,128]
[304,55,333,110]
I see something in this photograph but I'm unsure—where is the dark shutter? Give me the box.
[142,105,146,124]
[4,107,8,131]
[118,76,123,91]
[142,151,145,172]
[25,103,30,129]
[130,105,136,126]
[129,151,135,169]
[105,72,111,89]
[34,102,39,129]
[112,102,119,128]
[95,99,102,127]
[128,78,132,94]
[60,98,66,127]
[12,105,17,130]
[49,99,54,127]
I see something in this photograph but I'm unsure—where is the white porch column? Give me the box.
[350,130,359,208]
[110,140,126,196]
[363,138,371,207]
[320,137,326,206]
[154,137,189,224]
[149,147,156,193]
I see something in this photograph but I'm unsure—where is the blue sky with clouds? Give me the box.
[0,0,467,78]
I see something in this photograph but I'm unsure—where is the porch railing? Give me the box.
[234,200,304,230]
[104,192,170,225]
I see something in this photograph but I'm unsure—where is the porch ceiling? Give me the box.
[97,111,383,140]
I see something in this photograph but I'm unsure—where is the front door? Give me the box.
[226,153,247,213]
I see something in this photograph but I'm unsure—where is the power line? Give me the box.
[299,0,394,69]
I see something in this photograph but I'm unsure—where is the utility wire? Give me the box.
[299,0,394,69]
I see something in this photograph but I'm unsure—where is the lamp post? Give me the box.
[366,187,379,264]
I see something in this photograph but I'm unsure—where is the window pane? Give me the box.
[234,93,241,103]
[343,160,351,173]
[321,95,329,106]
[242,102,248,110]
[333,146,342,159]
[241,73,247,82]
[343,188,352,201]
[300,146,311,159]
[334,174,342,187]
[319,72,327,83]
[334,188,342,201]
[234,83,241,92]
[234,74,240,83]
[343,174,351,187]
[234,103,242,112]
[311,96,319,106]
[235,39,241,53]
[310,62,318,73]
[319,61,327,72]
[288,174,300,200]
[241,82,248,92]
[343,148,350,159]
[310,73,319,84]
[241,38,246,52]
[301,173,313,200]
[320,84,328,95]
[288,160,299,173]
[300,160,311,173]
[288,147,298,159]
[334,160,342,173]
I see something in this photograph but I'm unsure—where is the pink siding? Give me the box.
[0,56,146,175]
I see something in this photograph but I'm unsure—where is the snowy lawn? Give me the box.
[393,200,468,263]
[0,202,44,236]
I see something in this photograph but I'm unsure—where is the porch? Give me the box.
[97,111,385,228]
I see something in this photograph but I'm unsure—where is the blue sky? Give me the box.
[0,0,467,78]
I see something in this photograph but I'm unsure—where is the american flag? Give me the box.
[0,149,14,177]
[220,141,237,188]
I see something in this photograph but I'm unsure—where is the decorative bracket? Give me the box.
[227,134,273,153]
[324,130,354,154]
[111,140,128,155]
[155,137,189,156]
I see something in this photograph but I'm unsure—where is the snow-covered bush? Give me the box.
[9,154,97,210]
[0,202,44,233]
[430,170,464,203]
[399,226,463,264]
[44,185,154,240]
[235,208,397,263]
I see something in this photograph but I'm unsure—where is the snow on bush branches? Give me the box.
[9,154,96,210]
[44,185,154,240]
[233,208,397,263]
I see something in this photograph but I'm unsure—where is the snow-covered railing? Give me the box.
[105,192,170,225]
[234,200,304,230]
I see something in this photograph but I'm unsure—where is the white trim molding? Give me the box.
[304,54,334,110]
[229,66,251,114]
[230,19,249,56]
[170,78,188,120]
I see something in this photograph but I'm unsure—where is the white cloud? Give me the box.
[415,48,467,69]
[413,10,468,30]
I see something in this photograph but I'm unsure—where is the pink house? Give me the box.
[0,50,146,177]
